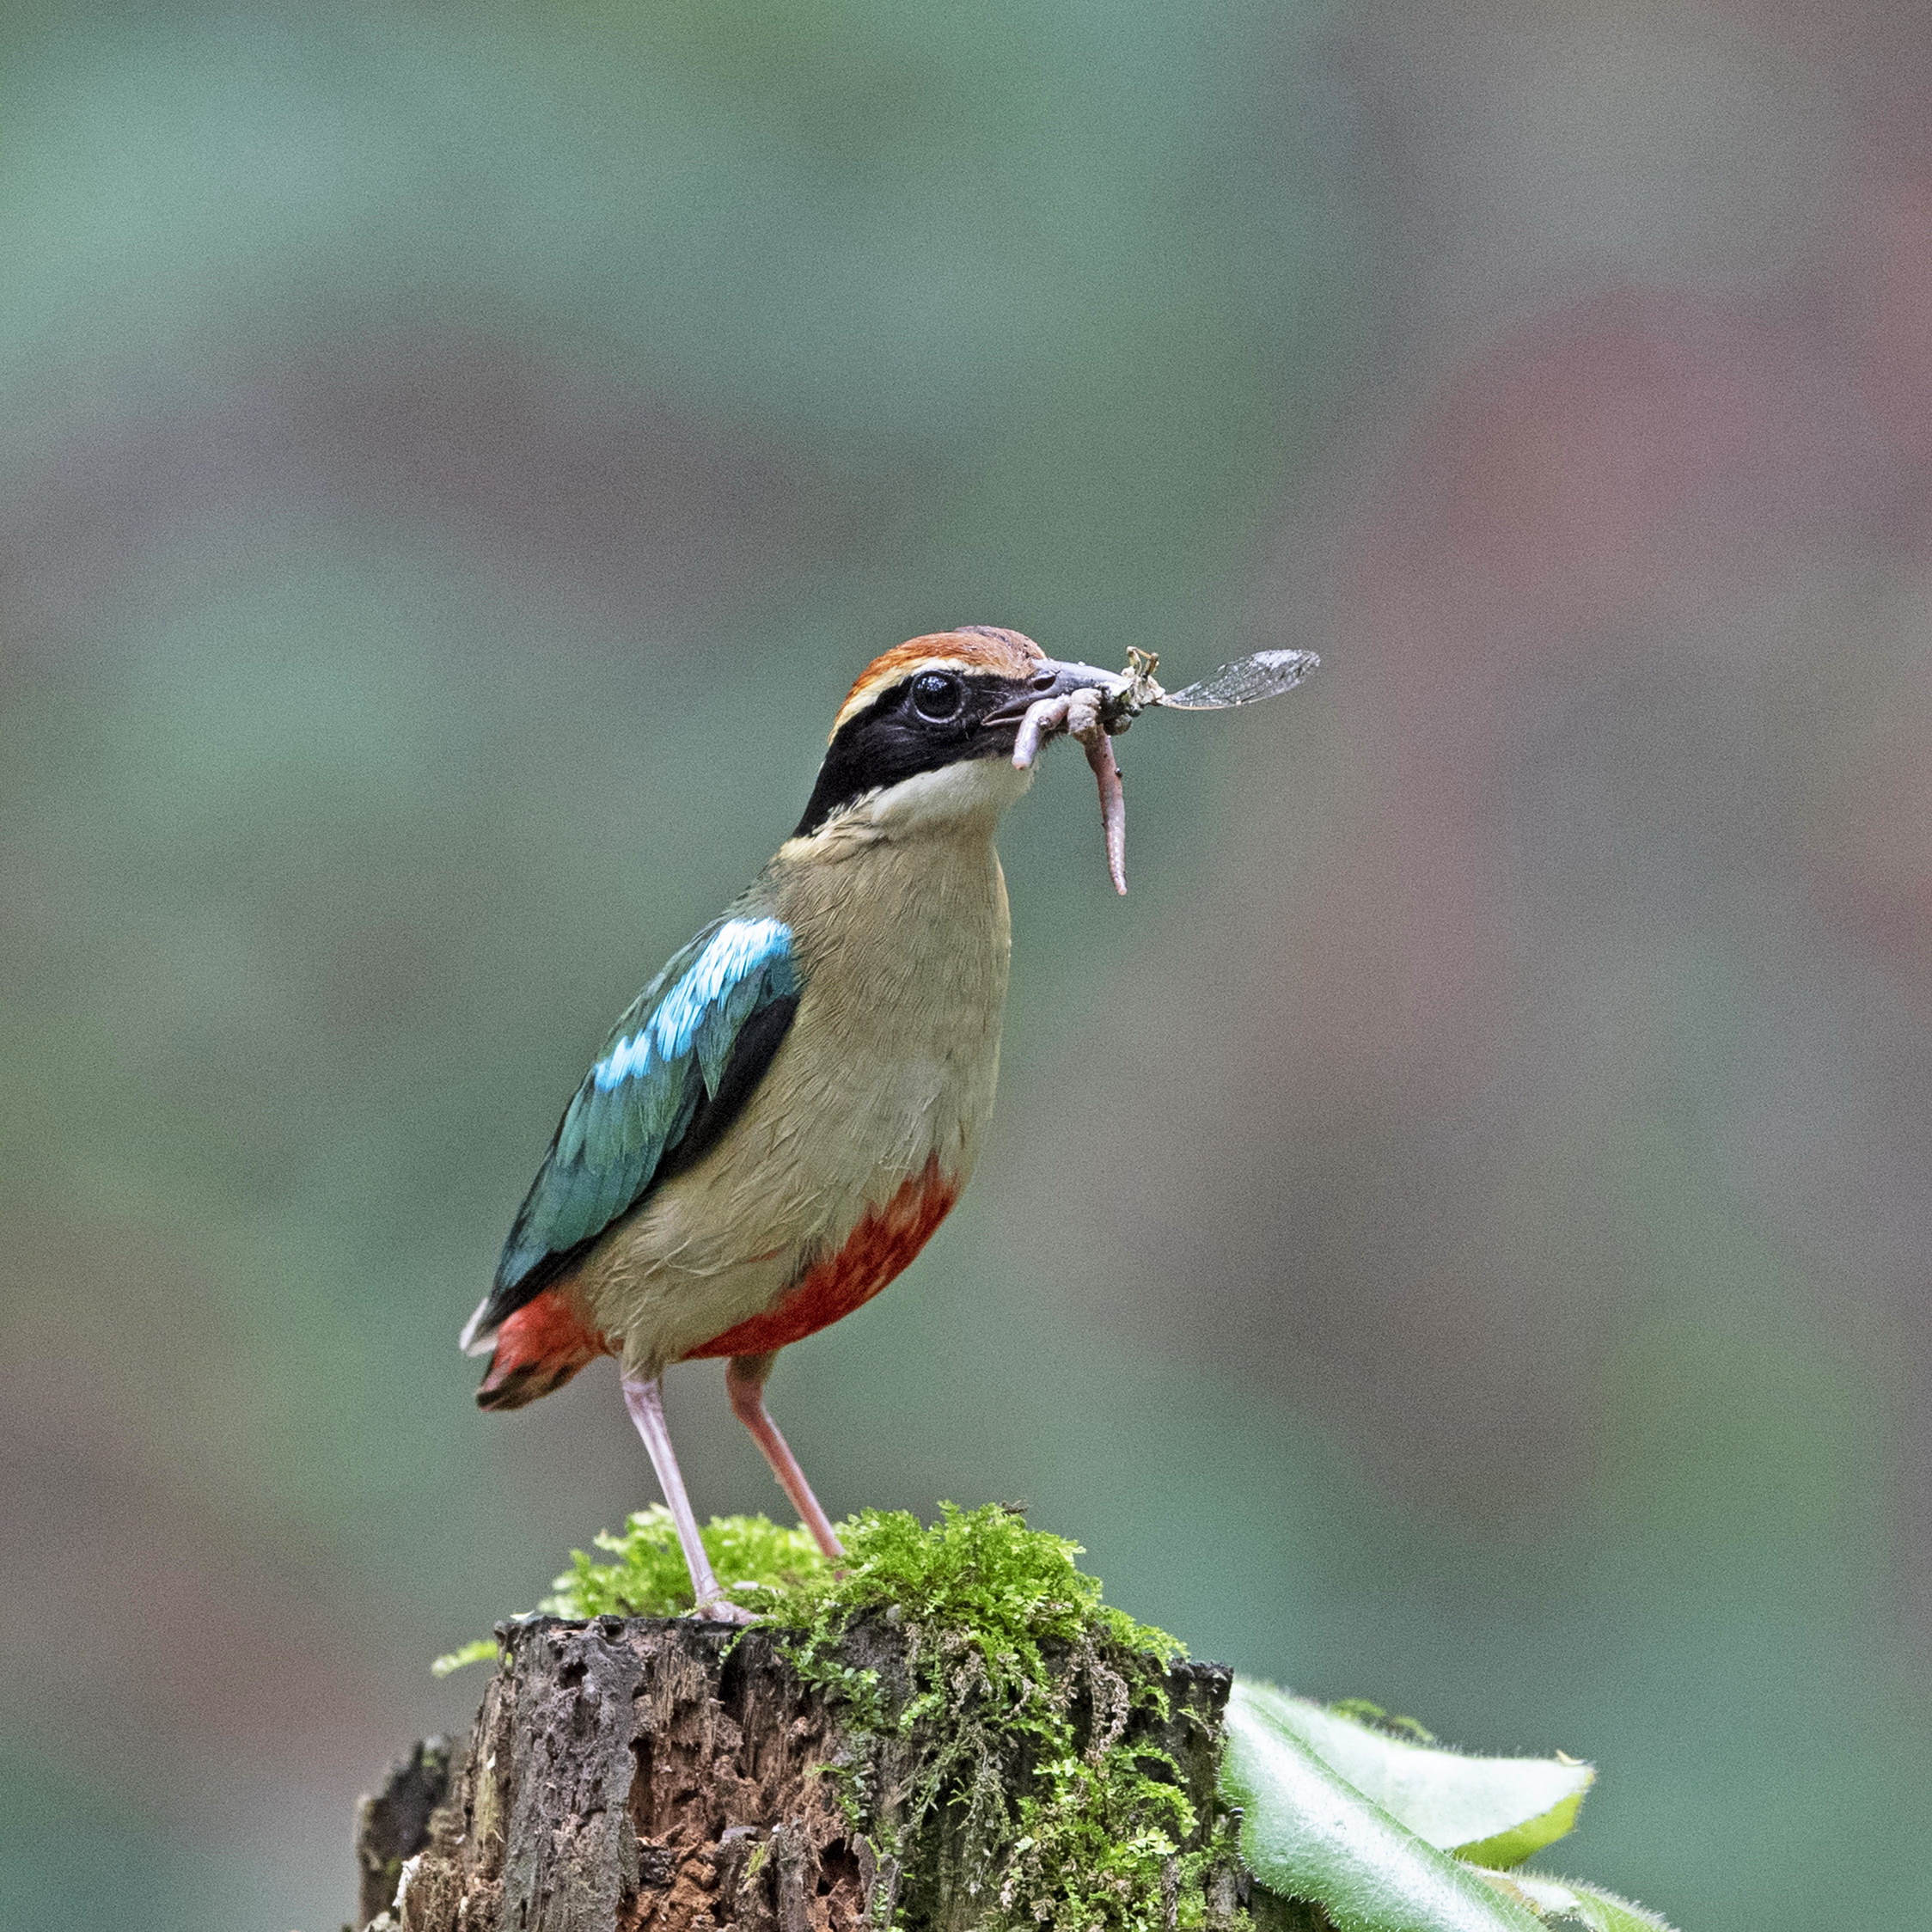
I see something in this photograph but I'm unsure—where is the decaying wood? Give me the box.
[358,1736,455,1929]
[356,1615,1233,1932]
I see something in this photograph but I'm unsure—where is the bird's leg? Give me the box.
[725,1352,846,1562]
[621,1372,752,1623]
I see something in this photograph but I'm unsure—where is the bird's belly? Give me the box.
[577,1006,1000,1373]
[679,1152,957,1360]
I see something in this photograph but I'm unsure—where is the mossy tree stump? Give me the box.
[358,1614,1237,1932]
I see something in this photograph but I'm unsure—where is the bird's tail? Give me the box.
[457,1294,499,1357]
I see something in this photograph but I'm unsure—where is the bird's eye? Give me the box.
[910,670,964,723]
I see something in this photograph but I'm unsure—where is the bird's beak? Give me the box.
[1030,657,1132,705]
[981,658,1128,726]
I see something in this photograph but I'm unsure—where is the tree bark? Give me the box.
[355,1615,1235,1932]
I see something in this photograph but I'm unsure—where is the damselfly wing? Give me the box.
[1159,648,1319,711]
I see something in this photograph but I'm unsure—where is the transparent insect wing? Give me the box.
[1160,648,1319,710]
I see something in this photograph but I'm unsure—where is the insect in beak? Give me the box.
[1000,646,1321,898]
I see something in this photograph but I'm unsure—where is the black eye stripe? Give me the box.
[794,669,1035,836]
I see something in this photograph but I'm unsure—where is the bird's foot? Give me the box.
[688,1596,757,1626]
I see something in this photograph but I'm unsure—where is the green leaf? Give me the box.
[430,1637,498,1678]
[1486,1872,1679,1932]
[1245,1684,1593,1868]
[1222,1680,1546,1932]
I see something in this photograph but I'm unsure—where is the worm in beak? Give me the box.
[1010,680,1129,895]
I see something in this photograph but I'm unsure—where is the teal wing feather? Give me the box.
[478,912,802,1335]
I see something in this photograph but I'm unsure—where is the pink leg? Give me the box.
[621,1373,750,1622]
[726,1353,846,1561]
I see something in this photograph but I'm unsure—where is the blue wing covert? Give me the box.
[465,913,802,1348]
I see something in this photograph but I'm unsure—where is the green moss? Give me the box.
[430,1636,500,1678]
[429,1506,827,1672]
[541,1504,831,1617]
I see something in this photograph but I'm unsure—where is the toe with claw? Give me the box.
[690,1596,757,1626]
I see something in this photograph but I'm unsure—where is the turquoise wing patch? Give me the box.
[489,914,801,1310]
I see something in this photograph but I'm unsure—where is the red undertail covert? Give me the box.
[476,1286,611,1409]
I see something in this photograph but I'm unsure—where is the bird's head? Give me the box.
[793,626,1124,841]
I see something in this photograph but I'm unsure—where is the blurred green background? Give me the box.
[3,2,1929,1926]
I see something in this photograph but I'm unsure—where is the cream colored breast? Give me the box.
[578,775,1018,1370]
